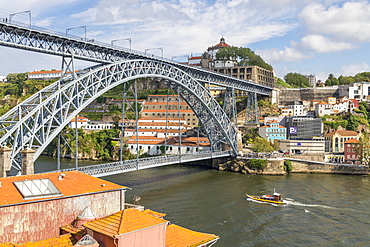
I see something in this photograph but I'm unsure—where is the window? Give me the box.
[13,179,62,200]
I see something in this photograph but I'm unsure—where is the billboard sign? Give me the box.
[289,127,298,134]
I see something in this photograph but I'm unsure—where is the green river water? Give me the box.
[35,156,370,246]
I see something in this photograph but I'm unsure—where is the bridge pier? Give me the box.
[0,147,11,177]
[21,148,35,175]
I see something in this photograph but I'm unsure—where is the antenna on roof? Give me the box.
[133,196,141,205]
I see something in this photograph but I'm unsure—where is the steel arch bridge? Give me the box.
[0,60,238,172]
[0,20,274,174]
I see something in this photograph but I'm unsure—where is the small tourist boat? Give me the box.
[246,189,292,205]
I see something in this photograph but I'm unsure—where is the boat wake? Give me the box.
[289,201,336,209]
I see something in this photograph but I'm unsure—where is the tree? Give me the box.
[346,115,360,131]
[325,74,339,86]
[248,159,268,170]
[284,73,310,88]
[252,137,274,152]
[216,46,273,70]
[275,77,292,88]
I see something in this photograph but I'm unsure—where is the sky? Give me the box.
[1,0,370,82]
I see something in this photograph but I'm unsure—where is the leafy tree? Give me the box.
[346,115,360,131]
[275,77,292,88]
[284,160,293,174]
[216,46,273,70]
[338,75,355,85]
[252,137,274,152]
[284,73,310,88]
[248,159,268,170]
[325,74,339,86]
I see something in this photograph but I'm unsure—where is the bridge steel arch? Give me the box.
[0,21,273,95]
[0,60,237,173]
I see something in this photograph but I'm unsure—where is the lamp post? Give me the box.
[66,26,87,41]
[111,38,132,51]
[9,10,31,27]
[145,47,163,58]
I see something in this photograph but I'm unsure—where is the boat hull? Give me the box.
[246,194,287,204]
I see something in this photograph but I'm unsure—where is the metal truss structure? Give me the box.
[0,21,272,96]
[0,21,274,173]
[245,92,258,123]
[223,88,237,123]
[0,60,238,172]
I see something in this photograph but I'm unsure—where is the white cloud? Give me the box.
[296,34,355,53]
[300,1,370,43]
[256,47,311,63]
[341,62,370,76]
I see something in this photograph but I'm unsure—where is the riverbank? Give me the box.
[215,157,370,175]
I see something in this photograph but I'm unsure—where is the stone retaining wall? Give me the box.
[215,158,369,175]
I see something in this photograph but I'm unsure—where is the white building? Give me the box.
[348,82,370,102]
[0,73,7,82]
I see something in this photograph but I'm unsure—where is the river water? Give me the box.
[35,156,370,246]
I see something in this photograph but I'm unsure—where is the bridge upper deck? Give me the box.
[0,21,273,96]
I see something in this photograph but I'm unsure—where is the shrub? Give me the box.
[248,159,268,170]
[284,160,293,174]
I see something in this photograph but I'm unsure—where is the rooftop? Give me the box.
[0,171,127,207]
[83,208,168,238]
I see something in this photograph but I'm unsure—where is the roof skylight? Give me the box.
[13,178,62,200]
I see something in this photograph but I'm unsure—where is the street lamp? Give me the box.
[9,10,31,27]
[145,47,163,58]
[111,38,132,51]
[66,26,87,41]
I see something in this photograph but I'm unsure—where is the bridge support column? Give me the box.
[0,147,12,177]
[237,130,243,155]
[21,148,35,175]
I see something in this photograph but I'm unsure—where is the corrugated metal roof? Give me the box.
[0,171,127,206]
[83,208,168,237]
[166,224,219,247]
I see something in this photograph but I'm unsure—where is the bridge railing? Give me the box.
[49,151,232,177]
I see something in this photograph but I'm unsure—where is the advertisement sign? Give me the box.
[289,127,298,134]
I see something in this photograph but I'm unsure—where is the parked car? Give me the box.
[284,151,290,154]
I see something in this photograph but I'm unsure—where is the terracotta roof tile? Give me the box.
[344,139,360,144]
[83,208,168,237]
[19,233,77,247]
[325,130,360,137]
[0,171,127,206]
[166,224,219,247]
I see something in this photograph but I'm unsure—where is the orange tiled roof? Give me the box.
[325,130,360,137]
[19,233,76,247]
[166,224,219,247]
[316,101,329,105]
[141,109,194,113]
[83,208,168,237]
[0,171,127,206]
[28,70,63,75]
[144,102,188,106]
[139,117,184,121]
[344,139,360,144]
[143,209,166,218]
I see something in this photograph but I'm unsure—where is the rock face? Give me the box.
[217,159,286,175]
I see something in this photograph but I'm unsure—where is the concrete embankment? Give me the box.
[214,157,369,175]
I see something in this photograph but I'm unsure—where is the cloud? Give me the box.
[341,62,370,76]
[300,1,370,43]
[256,47,311,63]
[295,34,355,53]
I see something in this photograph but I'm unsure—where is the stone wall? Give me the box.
[215,157,369,175]
[278,87,344,106]
[290,159,369,175]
